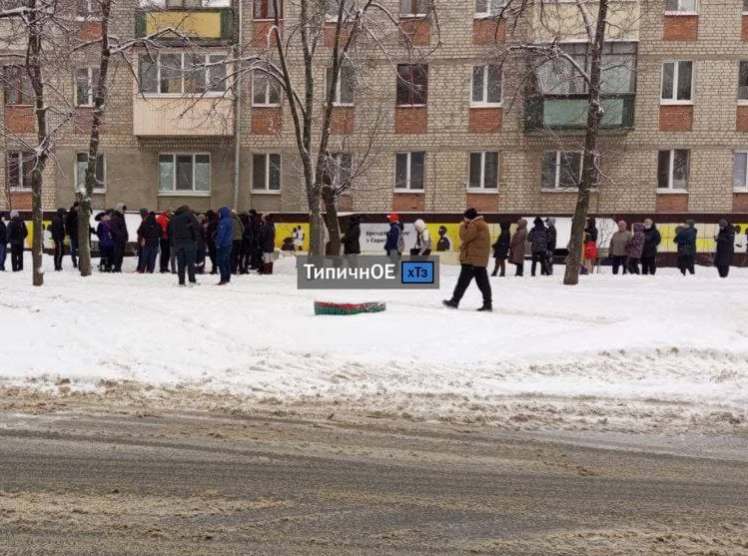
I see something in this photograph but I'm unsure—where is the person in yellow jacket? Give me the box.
[443,208,492,312]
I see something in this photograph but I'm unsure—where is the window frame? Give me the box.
[138,52,229,97]
[541,150,584,191]
[74,152,107,193]
[253,0,281,20]
[744,0,748,15]
[157,152,212,196]
[396,64,428,107]
[3,66,33,106]
[75,67,99,107]
[76,0,103,21]
[657,149,690,192]
[664,0,698,15]
[470,64,502,107]
[400,0,429,18]
[394,151,425,192]
[5,150,34,192]
[326,63,355,106]
[251,70,281,106]
[738,61,748,104]
[251,153,282,193]
[467,151,499,192]
[474,0,504,19]
[329,152,353,188]
[660,60,694,105]
[733,150,748,192]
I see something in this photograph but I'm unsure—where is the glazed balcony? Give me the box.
[524,94,635,133]
[133,96,234,137]
[135,6,234,45]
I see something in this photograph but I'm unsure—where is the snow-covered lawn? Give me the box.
[2,253,747,432]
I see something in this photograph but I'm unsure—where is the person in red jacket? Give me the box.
[156,210,171,273]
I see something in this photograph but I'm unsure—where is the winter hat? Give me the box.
[533,216,544,226]
[545,217,555,226]
[115,202,125,212]
[463,208,478,220]
[10,210,19,218]
[414,218,425,231]
[387,212,399,223]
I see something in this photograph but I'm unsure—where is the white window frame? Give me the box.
[139,52,229,98]
[6,150,33,192]
[470,64,502,107]
[474,0,504,18]
[330,152,353,188]
[734,150,748,192]
[400,0,429,18]
[158,152,212,196]
[252,0,280,20]
[467,151,499,192]
[252,153,282,193]
[326,0,353,21]
[660,60,694,105]
[327,64,355,107]
[394,151,425,192]
[75,67,97,107]
[541,150,583,191]
[75,0,102,21]
[251,70,281,107]
[657,149,689,192]
[664,0,698,16]
[74,152,106,193]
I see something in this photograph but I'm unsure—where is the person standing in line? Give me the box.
[65,202,79,269]
[509,218,528,276]
[412,219,432,256]
[138,211,161,273]
[169,205,200,286]
[608,220,633,275]
[156,210,171,273]
[384,213,401,258]
[260,214,276,274]
[714,219,735,278]
[96,211,114,272]
[626,222,645,275]
[7,210,28,272]
[50,208,67,271]
[204,210,218,275]
[195,213,207,274]
[675,220,698,275]
[230,210,244,275]
[582,217,598,275]
[528,217,549,277]
[109,203,128,272]
[443,208,492,312]
[491,222,511,277]
[641,218,661,275]
[342,214,361,263]
[239,212,253,274]
[215,207,233,285]
[545,218,557,275]
[135,208,148,272]
[0,212,7,271]
[249,210,263,271]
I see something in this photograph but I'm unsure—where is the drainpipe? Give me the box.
[232,0,243,210]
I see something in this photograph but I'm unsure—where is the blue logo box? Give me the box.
[401,260,435,285]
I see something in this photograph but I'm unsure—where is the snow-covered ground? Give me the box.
[2,253,747,433]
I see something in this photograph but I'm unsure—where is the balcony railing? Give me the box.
[135,8,234,44]
[525,94,635,132]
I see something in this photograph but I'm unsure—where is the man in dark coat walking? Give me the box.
[109,204,128,272]
[7,210,28,272]
[443,208,492,312]
[714,219,735,278]
[50,208,66,271]
[641,218,661,275]
[169,205,200,286]
[65,202,79,268]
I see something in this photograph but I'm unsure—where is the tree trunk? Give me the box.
[78,0,111,277]
[321,186,340,256]
[563,0,608,286]
[30,169,43,286]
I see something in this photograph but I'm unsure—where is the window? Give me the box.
[166,0,202,7]
[329,152,352,188]
[76,0,102,18]
[75,153,106,192]
[3,66,33,105]
[744,0,748,13]
[541,151,583,189]
[6,151,34,191]
[326,0,353,20]
[75,67,100,107]
[471,65,502,106]
[252,70,281,106]
[661,61,693,103]
[252,153,281,191]
[475,0,504,17]
[664,0,697,13]
[395,152,425,190]
[138,0,230,7]
[326,63,354,105]
[468,152,499,190]
[254,0,280,19]
[396,64,428,106]
[139,53,227,95]
[657,149,689,190]
[400,0,429,17]
[734,151,748,191]
[158,154,211,193]
[739,62,748,101]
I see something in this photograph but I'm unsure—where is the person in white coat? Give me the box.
[411,219,432,256]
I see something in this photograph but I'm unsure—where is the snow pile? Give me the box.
[2,254,747,432]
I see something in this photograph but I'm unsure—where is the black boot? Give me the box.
[442,299,458,309]
[477,303,492,312]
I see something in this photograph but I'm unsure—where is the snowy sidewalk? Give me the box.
[2,254,747,432]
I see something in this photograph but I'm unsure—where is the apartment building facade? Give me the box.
[3,0,748,219]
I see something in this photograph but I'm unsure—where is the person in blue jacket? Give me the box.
[674,220,698,276]
[215,207,234,285]
[384,212,401,258]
